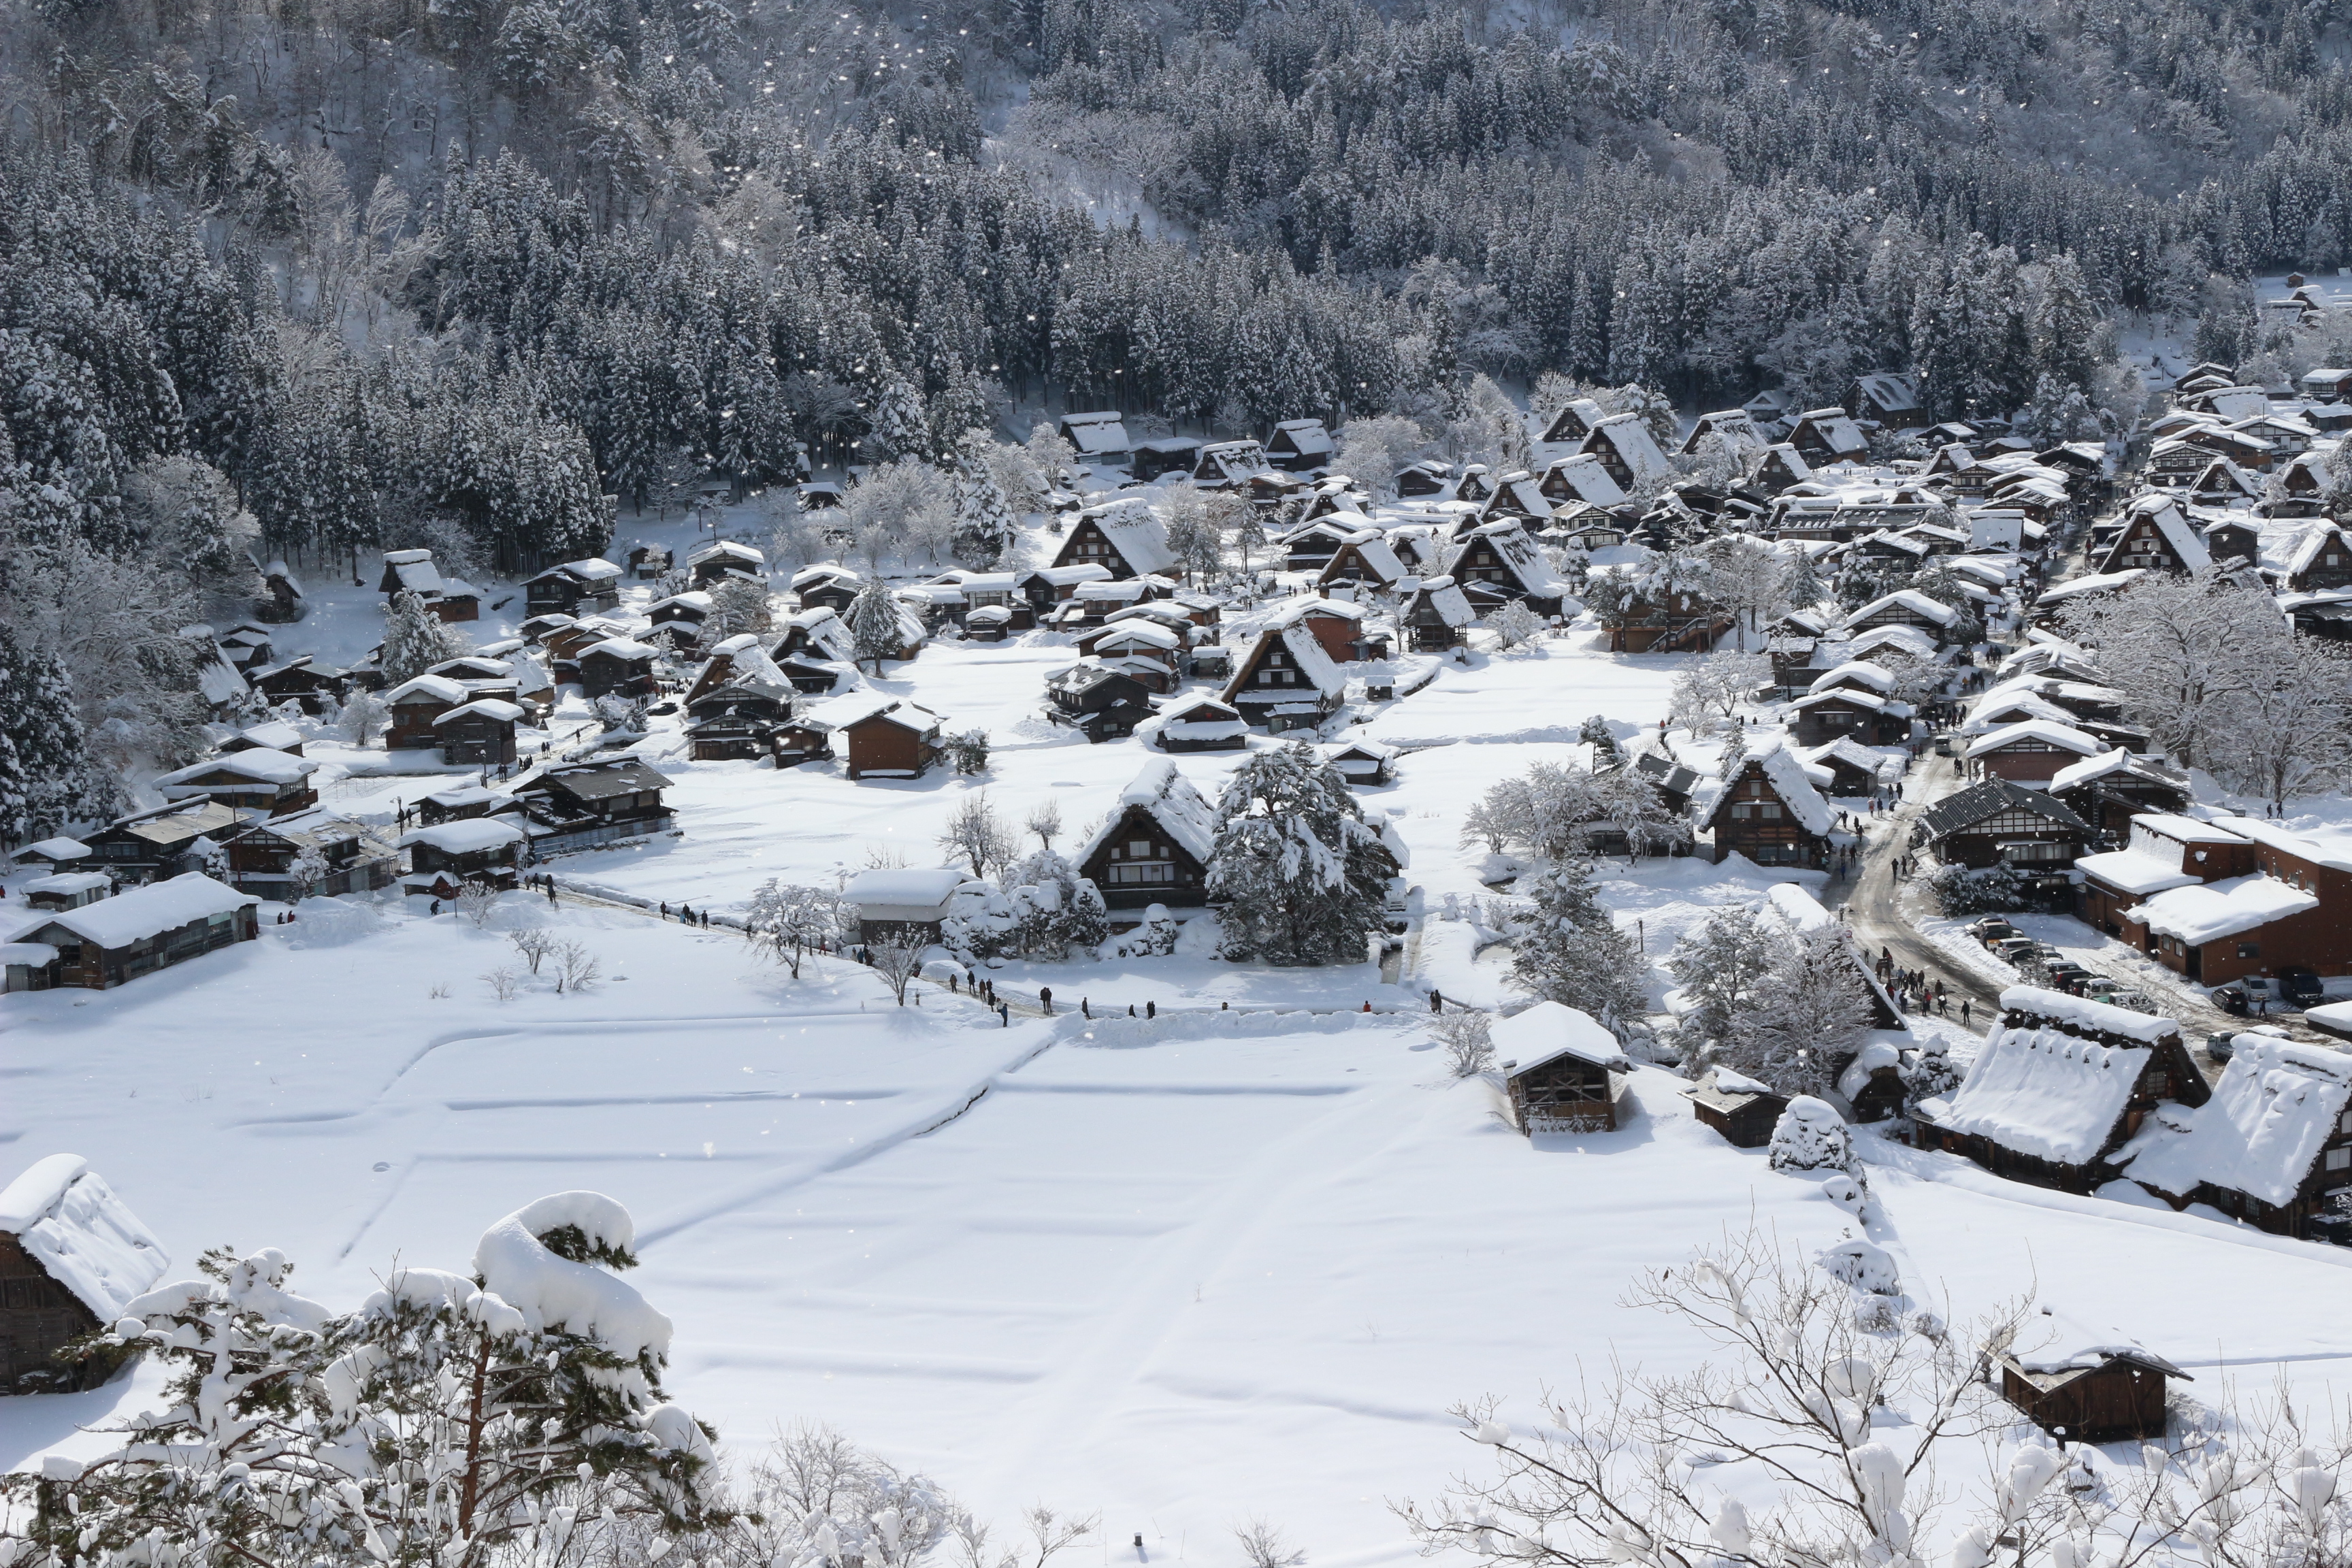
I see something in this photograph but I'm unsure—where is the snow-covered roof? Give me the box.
[1079,758,1220,866]
[1580,413,1675,488]
[0,1155,169,1318]
[843,868,968,911]
[2001,985,2183,1044]
[155,747,318,789]
[2284,523,2351,577]
[399,819,527,855]
[1799,736,1904,784]
[1962,719,2104,760]
[1495,1001,1631,1074]
[1060,411,1132,456]
[26,872,112,898]
[17,872,255,950]
[1085,500,1175,576]
[1938,1015,2153,1166]
[1843,624,1940,660]
[2123,1036,2352,1207]
[2047,747,2172,793]
[20,836,91,862]
[2127,875,2320,947]
[236,719,305,751]
[2004,1307,2185,1381]
[1543,453,1628,507]
[434,698,526,725]
[387,674,470,706]
[1272,418,1335,457]
[1841,589,1960,630]
[2073,849,2200,897]
[1807,661,1896,695]
[1838,1041,1902,1101]
[2113,495,2212,570]
[688,539,765,567]
[1416,577,1477,627]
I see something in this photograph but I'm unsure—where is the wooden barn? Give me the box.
[1701,748,1835,870]
[1076,759,1219,912]
[836,699,945,780]
[1682,1069,1788,1148]
[524,558,624,617]
[514,757,676,852]
[1997,1313,2185,1443]
[1149,693,1249,752]
[1497,1002,1631,1135]
[5,873,259,990]
[1913,987,2208,1194]
[841,868,968,946]
[0,1156,169,1392]
[1044,662,1156,742]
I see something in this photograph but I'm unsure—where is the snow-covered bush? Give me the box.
[1117,903,1181,957]
[1769,1096,1852,1173]
[1904,1039,1962,1108]
[945,728,992,774]
[1432,1009,1494,1077]
[1817,1237,1899,1294]
[1930,862,2031,914]
[1482,600,1548,651]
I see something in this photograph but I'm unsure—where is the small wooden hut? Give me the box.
[1997,1311,2185,1442]
[1682,1069,1788,1148]
[1495,1002,1631,1134]
[0,1155,169,1392]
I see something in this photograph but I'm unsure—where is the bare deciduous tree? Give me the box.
[508,928,557,974]
[1431,1009,1494,1077]
[482,966,520,1002]
[868,941,926,1005]
[554,939,602,993]
[1026,798,1064,850]
[938,792,1019,880]
[1233,1519,1306,1568]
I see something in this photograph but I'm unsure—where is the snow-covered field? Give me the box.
[11,502,2352,1561]
[7,901,2351,1565]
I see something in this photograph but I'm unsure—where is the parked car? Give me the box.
[2280,967,2325,1009]
[2205,1030,2236,1062]
[1992,937,2038,962]
[1970,918,2018,944]
[2214,983,2250,1015]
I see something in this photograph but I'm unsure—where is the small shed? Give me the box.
[1045,662,1156,742]
[399,818,525,896]
[1149,694,1248,753]
[1682,1068,1788,1148]
[0,1155,169,1392]
[1325,738,1396,787]
[842,868,969,945]
[24,872,113,911]
[1838,1041,1908,1123]
[1997,1311,2184,1442]
[1496,1002,1631,1134]
[15,837,91,872]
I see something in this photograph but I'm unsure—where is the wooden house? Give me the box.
[524,559,623,617]
[1631,751,1704,815]
[832,698,944,779]
[1786,408,1870,466]
[1787,689,1912,748]
[0,1156,169,1392]
[1266,418,1335,471]
[1914,987,2208,1194]
[1849,373,1926,429]
[1537,453,1630,510]
[1752,444,1814,495]
[2282,522,2352,591]
[646,591,714,645]
[399,817,525,896]
[13,836,91,872]
[1538,397,1610,447]
[1962,719,2106,785]
[1075,759,1218,912]
[2046,750,2193,844]
[1839,589,1963,642]
[768,715,837,767]
[1837,1041,1908,1123]
[1279,517,1369,572]
[385,674,470,750]
[78,802,243,883]
[1149,694,1248,753]
[514,758,676,853]
[2202,514,2262,566]
[1443,521,1572,616]
[2124,816,2352,987]
[416,784,504,826]
[2121,1034,2352,1239]
[1799,736,1900,796]
[1220,622,1348,732]
[1324,738,1396,787]
[1682,1069,1789,1147]
[1497,1002,1631,1134]
[1132,437,1203,482]
[626,544,673,580]
[578,637,658,700]
[1316,531,1412,596]
[1701,748,1833,870]
[1678,408,1765,457]
[7,872,258,990]
[842,868,968,945]
[1910,779,2090,872]
[2095,495,2211,575]
[378,548,446,608]
[789,566,865,615]
[220,718,304,759]
[22,872,111,912]
[433,699,523,766]
[1193,440,1272,489]
[685,679,796,761]
[1044,662,1156,742]
[152,748,319,817]
[687,538,766,589]
[218,808,399,899]
[1058,411,1131,465]
[248,655,346,714]
[1996,1320,2185,1443]
[1578,414,1674,494]
[1401,576,1477,652]
[1395,459,1454,497]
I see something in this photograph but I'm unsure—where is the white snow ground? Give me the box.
[11,502,2352,1559]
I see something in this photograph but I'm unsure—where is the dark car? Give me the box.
[2280,967,2325,1009]
[2213,983,2250,1016]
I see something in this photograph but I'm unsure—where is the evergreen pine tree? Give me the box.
[949,429,1019,568]
[0,621,99,837]
[381,589,470,686]
[847,580,906,672]
[1205,742,1397,965]
[1507,857,1647,1026]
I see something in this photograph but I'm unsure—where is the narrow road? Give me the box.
[1819,751,2004,1029]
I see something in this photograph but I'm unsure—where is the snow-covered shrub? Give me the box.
[1119,903,1181,957]
[1930,862,2030,915]
[1817,1238,1899,1294]
[1769,1096,1852,1173]
[1432,1009,1495,1077]
[1904,1040,1962,1108]
[280,894,382,949]
[1820,1173,1869,1216]
[945,728,992,774]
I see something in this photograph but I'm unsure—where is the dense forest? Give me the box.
[3,0,2352,829]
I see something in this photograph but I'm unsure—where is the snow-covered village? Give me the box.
[12,5,2352,1568]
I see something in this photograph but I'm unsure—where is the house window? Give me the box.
[1128,840,1154,858]
[1108,862,1171,884]
[2238,942,2259,959]
[2330,1147,2352,1173]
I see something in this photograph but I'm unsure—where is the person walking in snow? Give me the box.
[1039,985,1054,1015]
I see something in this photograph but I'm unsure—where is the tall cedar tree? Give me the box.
[1205,742,1397,965]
